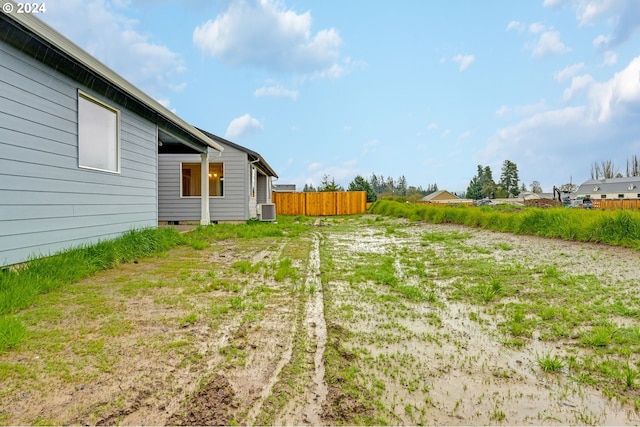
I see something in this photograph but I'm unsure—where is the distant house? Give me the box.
[418,190,465,203]
[575,177,640,201]
[0,10,223,266]
[273,184,296,193]
[158,130,278,223]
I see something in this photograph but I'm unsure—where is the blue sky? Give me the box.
[40,0,640,193]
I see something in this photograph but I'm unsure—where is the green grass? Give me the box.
[369,200,640,249]
[0,317,25,351]
[0,227,185,352]
[536,352,564,372]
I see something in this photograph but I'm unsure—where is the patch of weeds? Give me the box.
[119,280,170,295]
[395,285,427,302]
[421,231,471,244]
[574,411,602,426]
[537,352,564,372]
[180,312,198,326]
[232,260,260,274]
[494,242,512,251]
[219,344,247,366]
[490,409,506,422]
[0,361,33,382]
[210,302,231,319]
[625,362,638,389]
[32,416,58,426]
[206,279,241,293]
[580,325,616,348]
[166,340,190,349]
[0,316,26,352]
[274,258,297,282]
[229,296,245,310]
[100,319,134,337]
[350,255,398,287]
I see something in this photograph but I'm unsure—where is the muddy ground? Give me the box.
[2,215,640,425]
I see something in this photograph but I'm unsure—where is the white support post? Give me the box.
[200,151,211,225]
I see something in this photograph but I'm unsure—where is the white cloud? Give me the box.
[554,62,585,82]
[308,162,323,172]
[495,105,509,117]
[543,0,570,7]
[193,0,343,76]
[225,113,264,139]
[441,129,451,138]
[481,56,640,189]
[563,74,595,101]
[532,31,571,58]
[528,22,546,34]
[305,159,362,188]
[506,20,525,32]
[427,122,438,130]
[458,130,472,140]
[593,34,612,49]
[40,0,186,98]
[603,50,618,65]
[254,83,298,100]
[495,100,547,118]
[573,0,640,50]
[452,54,475,71]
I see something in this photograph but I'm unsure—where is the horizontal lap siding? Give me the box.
[0,42,158,266]
[158,145,248,221]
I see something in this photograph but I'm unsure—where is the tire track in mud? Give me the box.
[247,233,327,425]
[298,232,328,425]
[272,232,328,425]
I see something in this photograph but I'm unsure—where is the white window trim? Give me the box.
[77,90,121,174]
[250,165,257,199]
[179,161,225,198]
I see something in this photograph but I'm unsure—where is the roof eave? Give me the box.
[5,6,223,153]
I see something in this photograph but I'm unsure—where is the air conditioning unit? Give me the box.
[257,203,276,221]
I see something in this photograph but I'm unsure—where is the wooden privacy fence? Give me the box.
[593,199,640,210]
[272,191,367,216]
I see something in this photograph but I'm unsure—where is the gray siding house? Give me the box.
[575,177,640,200]
[159,130,278,222]
[0,10,223,266]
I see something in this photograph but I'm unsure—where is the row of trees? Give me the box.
[590,155,640,179]
[302,174,440,202]
[466,160,521,200]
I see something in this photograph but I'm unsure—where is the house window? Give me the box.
[601,194,607,199]
[78,91,119,173]
[618,194,625,199]
[181,163,224,197]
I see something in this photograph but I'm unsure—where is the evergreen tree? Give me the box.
[348,175,377,202]
[303,183,316,192]
[480,166,496,198]
[499,160,520,197]
[466,174,483,200]
[318,174,344,192]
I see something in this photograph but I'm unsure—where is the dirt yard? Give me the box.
[2,215,640,425]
